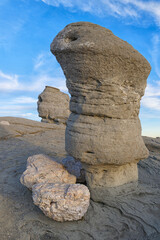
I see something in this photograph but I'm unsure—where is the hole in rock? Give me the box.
[65,36,78,43]
[38,96,42,102]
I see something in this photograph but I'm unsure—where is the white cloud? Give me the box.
[0,70,19,91]
[0,70,67,93]
[0,105,35,111]
[12,97,37,104]
[42,0,73,7]
[34,53,45,70]
[41,0,160,26]
[151,34,160,78]
[141,33,160,112]
[121,0,160,25]
[144,83,160,97]
[141,82,160,111]
[0,51,68,93]
[0,110,40,121]
[141,96,160,111]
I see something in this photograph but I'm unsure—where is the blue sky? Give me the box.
[0,0,160,137]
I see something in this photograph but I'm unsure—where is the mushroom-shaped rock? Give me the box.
[38,86,70,124]
[32,183,90,221]
[20,154,76,190]
[50,22,151,197]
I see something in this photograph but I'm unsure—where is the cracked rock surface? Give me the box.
[0,117,160,240]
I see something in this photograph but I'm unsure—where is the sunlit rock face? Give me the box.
[38,86,70,125]
[50,22,151,197]
[20,154,76,190]
[20,154,90,221]
[32,183,90,222]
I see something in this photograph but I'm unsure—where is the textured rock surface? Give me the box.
[51,22,151,191]
[0,117,160,240]
[20,154,76,190]
[84,162,138,188]
[32,183,90,222]
[0,121,10,125]
[38,86,70,124]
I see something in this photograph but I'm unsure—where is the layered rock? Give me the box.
[32,182,90,222]
[20,154,76,190]
[51,22,151,196]
[38,86,70,124]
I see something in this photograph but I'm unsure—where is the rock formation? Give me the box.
[20,154,76,190]
[0,117,160,239]
[38,86,70,124]
[32,182,90,222]
[50,22,151,196]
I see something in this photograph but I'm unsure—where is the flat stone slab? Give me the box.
[0,117,160,240]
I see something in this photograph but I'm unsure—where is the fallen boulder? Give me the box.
[20,154,76,190]
[32,182,90,222]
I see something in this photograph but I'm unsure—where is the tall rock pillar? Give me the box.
[50,22,151,197]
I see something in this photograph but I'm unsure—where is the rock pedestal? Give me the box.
[50,22,151,197]
[38,86,70,124]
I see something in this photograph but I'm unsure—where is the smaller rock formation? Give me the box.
[37,86,70,124]
[62,156,85,183]
[20,154,76,190]
[32,182,90,222]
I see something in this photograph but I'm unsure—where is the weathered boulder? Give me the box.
[20,154,76,190]
[50,22,151,195]
[38,86,70,124]
[32,182,90,222]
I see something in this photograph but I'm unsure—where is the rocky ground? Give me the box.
[0,117,160,240]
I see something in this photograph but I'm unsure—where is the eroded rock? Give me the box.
[32,182,90,222]
[20,154,76,190]
[38,86,70,124]
[1,117,160,239]
[51,22,151,196]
